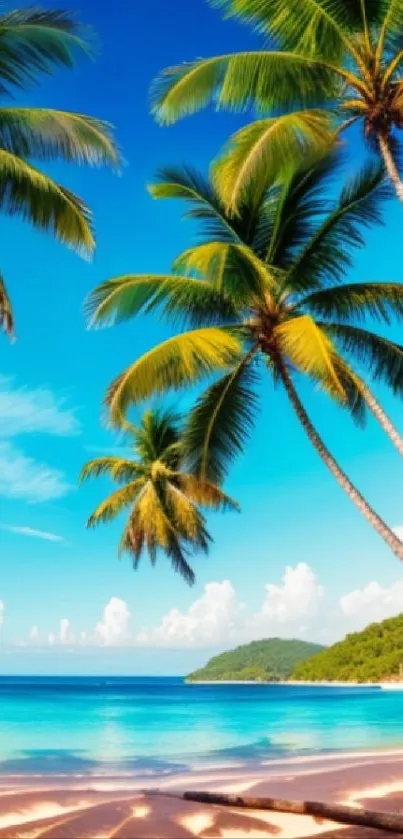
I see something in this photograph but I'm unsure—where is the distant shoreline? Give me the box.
[186,679,383,686]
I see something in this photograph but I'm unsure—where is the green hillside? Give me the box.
[292,614,403,682]
[187,638,325,682]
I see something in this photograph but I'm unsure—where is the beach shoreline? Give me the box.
[186,679,383,686]
[2,747,403,837]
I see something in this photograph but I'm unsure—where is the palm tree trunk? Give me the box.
[359,379,403,457]
[278,361,403,560]
[378,132,403,203]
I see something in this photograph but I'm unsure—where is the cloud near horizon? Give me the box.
[8,562,403,653]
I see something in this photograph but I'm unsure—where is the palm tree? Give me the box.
[151,0,403,209]
[80,408,238,585]
[0,7,118,337]
[86,156,403,561]
[0,275,13,338]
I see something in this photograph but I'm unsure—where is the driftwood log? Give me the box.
[146,789,403,835]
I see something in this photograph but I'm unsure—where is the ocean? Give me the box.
[0,676,402,776]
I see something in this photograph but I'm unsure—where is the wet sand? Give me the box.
[1,749,403,837]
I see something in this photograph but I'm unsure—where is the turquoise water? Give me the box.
[0,677,402,775]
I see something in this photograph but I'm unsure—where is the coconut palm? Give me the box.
[80,408,239,585]
[0,275,13,338]
[0,7,118,337]
[86,156,403,561]
[151,0,403,209]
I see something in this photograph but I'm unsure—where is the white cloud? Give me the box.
[12,564,403,654]
[29,625,39,642]
[95,597,131,646]
[0,442,71,502]
[0,524,63,542]
[136,565,324,649]
[136,581,245,648]
[340,578,403,630]
[0,376,79,437]
[59,619,71,645]
[255,563,324,626]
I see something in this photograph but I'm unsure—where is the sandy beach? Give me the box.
[1,749,403,838]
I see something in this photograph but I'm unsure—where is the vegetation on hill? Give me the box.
[292,614,403,683]
[186,638,325,682]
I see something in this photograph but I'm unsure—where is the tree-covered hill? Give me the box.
[186,638,325,682]
[292,614,403,682]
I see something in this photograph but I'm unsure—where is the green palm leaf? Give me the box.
[208,0,365,58]
[274,314,346,398]
[149,165,241,243]
[86,273,236,329]
[0,274,13,338]
[0,148,94,253]
[0,108,118,166]
[264,154,337,266]
[285,162,387,295]
[87,480,144,527]
[151,51,337,124]
[106,327,244,424]
[212,110,335,211]
[300,282,403,323]
[175,241,276,302]
[322,322,403,395]
[0,8,90,92]
[177,474,240,511]
[185,353,259,483]
[80,457,143,484]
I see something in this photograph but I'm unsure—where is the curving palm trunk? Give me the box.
[0,276,14,339]
[278,361,403,560]
[358,379,403,457]
[378,133,403,203]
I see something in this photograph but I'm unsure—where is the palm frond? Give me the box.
[149,165,241,243]
[134,407,182,463]
[0,274,14,339]
[165,536,198,585]
[136,482,172,548]
[166,482,204,539]
[213,110,335,211]
[86,273,236,329]
[0,8,91,92]
[86,480,143,527]
[175,241,276,303]
[300,282,403,324]
[185,353,259,483]
[0,148,93,253]
[178,474,240,511]
[80,457,143,484]
[376,0,403,60]
[274,314,346,398]
[322,322,403,395]
[0,108,118,167]
[151,51,337,124]
[285,162,388,295]
[333,356,367,425]
[209,0,365,60]
[106,327,244,425]
[264,153,339,266]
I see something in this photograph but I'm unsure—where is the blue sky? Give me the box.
[1,0,403,675]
